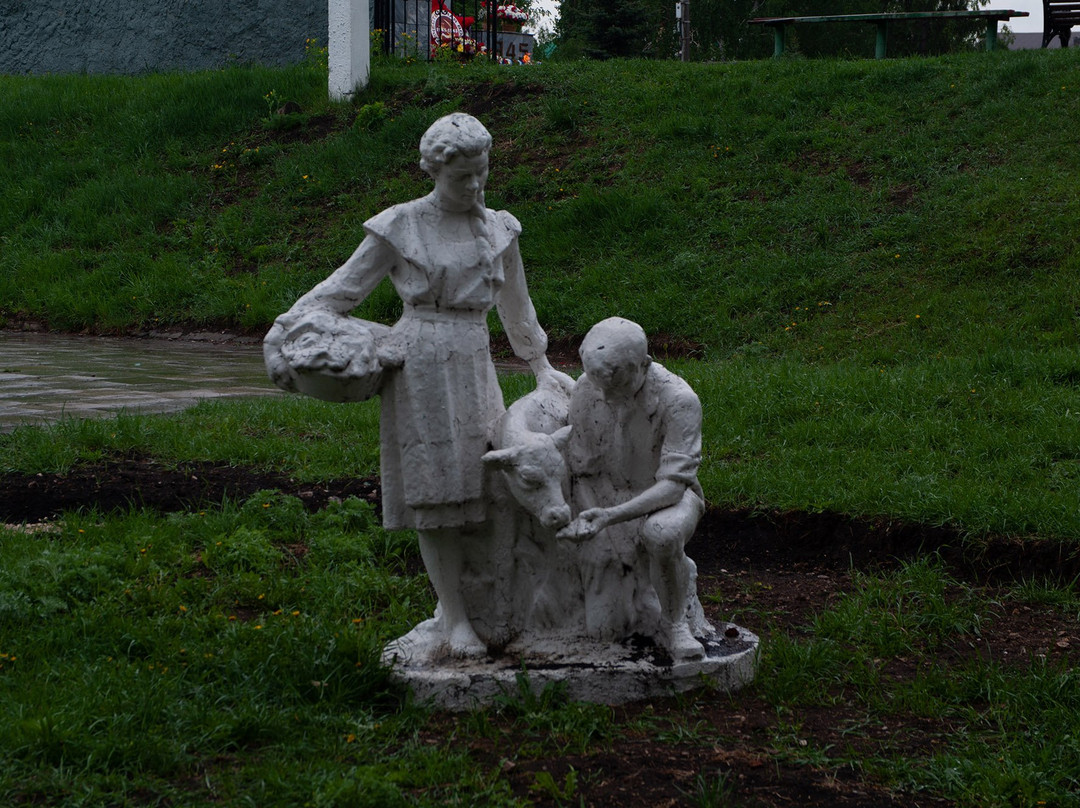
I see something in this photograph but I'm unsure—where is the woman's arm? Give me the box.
[494,235,574,393]
[264,235,395,373]
[497,240,577,395]
[285,235,393,320]
[495,234,547,360]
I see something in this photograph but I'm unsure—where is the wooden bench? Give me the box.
[1043,1,1080,47]
[749,10,1029,59]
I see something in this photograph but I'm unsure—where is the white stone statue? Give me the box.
[266,114,757,707]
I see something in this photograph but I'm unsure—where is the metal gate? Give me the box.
[373,0,535,64]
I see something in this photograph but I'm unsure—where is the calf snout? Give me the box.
[540,503,572,530]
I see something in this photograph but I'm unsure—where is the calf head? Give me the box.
[482,426,572,531]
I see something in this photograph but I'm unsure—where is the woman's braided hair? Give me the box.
[419,113,492,178]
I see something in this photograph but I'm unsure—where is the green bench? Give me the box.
[749,9,1030,59]
[1043,1,1080,47]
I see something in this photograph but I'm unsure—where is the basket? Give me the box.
[264,310,391,403]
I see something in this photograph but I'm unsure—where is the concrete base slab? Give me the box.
[381,624,759,711]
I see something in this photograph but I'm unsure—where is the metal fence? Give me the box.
[374,0,536,63]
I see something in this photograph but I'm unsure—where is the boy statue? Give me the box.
[557,317,709,661]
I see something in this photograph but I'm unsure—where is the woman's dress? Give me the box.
[285,193,548,531]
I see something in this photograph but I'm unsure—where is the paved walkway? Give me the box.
[0,332,280,433]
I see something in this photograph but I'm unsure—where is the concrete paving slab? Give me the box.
[0,331,281,432]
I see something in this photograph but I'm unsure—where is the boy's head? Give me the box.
[579,317,651,400]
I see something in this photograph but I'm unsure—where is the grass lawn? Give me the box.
[3,48,1080,365]
[1,468,1079,806]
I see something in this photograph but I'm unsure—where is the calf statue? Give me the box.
[483,379,582,641]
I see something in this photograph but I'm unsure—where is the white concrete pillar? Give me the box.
[328,0,370,101]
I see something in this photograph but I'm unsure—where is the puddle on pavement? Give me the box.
[0,332,281,432]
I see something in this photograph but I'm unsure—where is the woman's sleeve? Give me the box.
[280,234,394,324]
[495,226,548,364]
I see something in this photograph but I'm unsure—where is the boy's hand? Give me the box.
[556,508,610,542]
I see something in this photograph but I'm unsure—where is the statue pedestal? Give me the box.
[381,623,759,711]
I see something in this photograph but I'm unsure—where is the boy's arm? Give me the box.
[557,479,686,541]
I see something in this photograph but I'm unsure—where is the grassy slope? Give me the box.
[2,51,1079,361]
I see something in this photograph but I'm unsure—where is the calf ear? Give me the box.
[550,424,572,450]
[481,447,519,469]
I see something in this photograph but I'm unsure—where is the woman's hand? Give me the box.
[531,356,575,396]
[375,336,408,369]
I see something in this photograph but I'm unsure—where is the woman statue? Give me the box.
[266,113,565,658]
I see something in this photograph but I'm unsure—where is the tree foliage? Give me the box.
[556,0,992,60]
[556,0,677,58]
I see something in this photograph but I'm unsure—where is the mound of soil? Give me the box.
[0,457,381,523]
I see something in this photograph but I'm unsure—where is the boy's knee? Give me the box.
[643,514,689,555]
[642,491,702,553]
